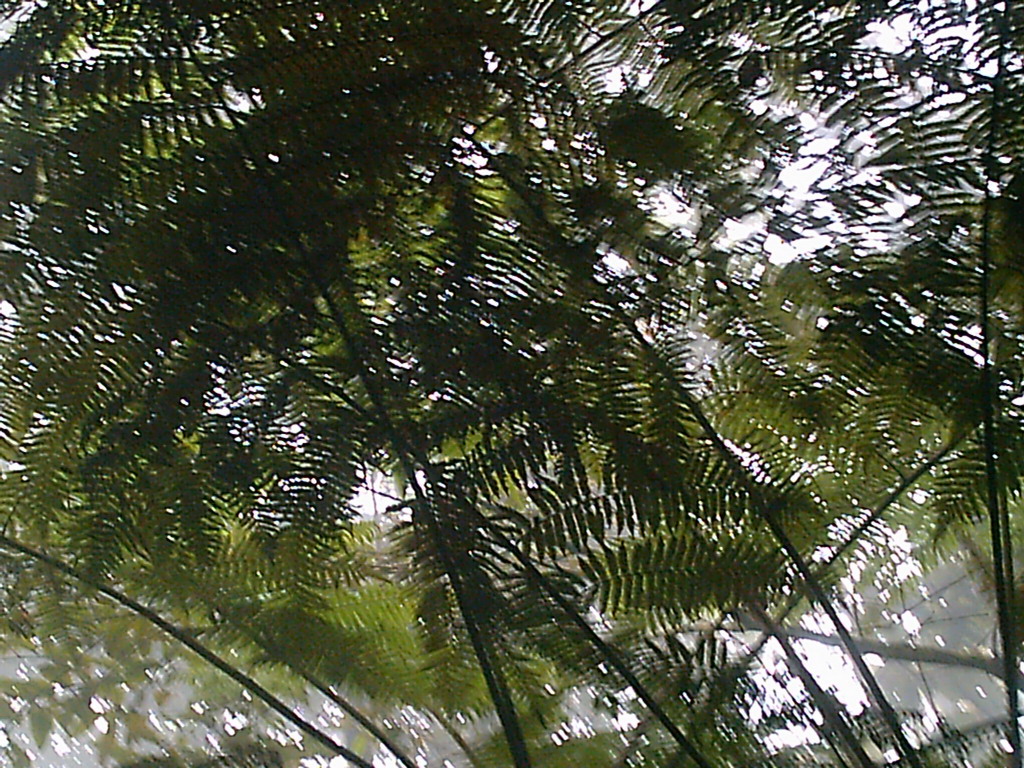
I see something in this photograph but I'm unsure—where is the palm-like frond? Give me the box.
[0,0,1023,766]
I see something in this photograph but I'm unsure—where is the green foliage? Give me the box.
[0,0,1021,767]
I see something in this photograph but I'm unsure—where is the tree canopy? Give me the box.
[0,0,1022,766]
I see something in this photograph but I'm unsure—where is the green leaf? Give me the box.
[29,708,53,748]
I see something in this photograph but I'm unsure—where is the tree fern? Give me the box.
[0,0,1023,766]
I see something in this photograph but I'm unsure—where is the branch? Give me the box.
[826,439,960,570]
[478,515,716,768]
[0,533,373,768]
[301,260,536,768]
[608,664,698,768]
[298,251,711,767]
[623,339,922,764]
[300,674,419,768]
[430,708,485,768]
[750,606,873,768]
[735,612,1024,689]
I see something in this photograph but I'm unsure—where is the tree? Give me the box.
[0,0,1021,766]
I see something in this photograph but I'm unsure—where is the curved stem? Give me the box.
[826,440,958,569]
[302,261,535,768]
[750,606,868,768]
[478,515,716,768]
[301,674,419,768]
[0,534,373,768]
[430,709,484,768]
[736,612,1024,687]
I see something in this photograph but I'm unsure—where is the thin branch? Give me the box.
[301,674,419,768]
[430,709,485,768]
[608,635,716,768]
[478,515,716,768]
[902,585,941,748]
[734,612,1024,690]
[299,251,710,766]
[746,496,923,767]
[750,606,868,768]
[729,635,857,768]
[825,439,960,570]
[708,440,964,755]
[301,260,536,768]
[449,562,535,768]
[313,289,537,768]
[0,534,373,768]
[616,308,923,765]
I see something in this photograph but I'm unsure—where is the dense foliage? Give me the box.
[0,0,1022,766]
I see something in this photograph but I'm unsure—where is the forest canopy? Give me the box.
[0,0,1022,766]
